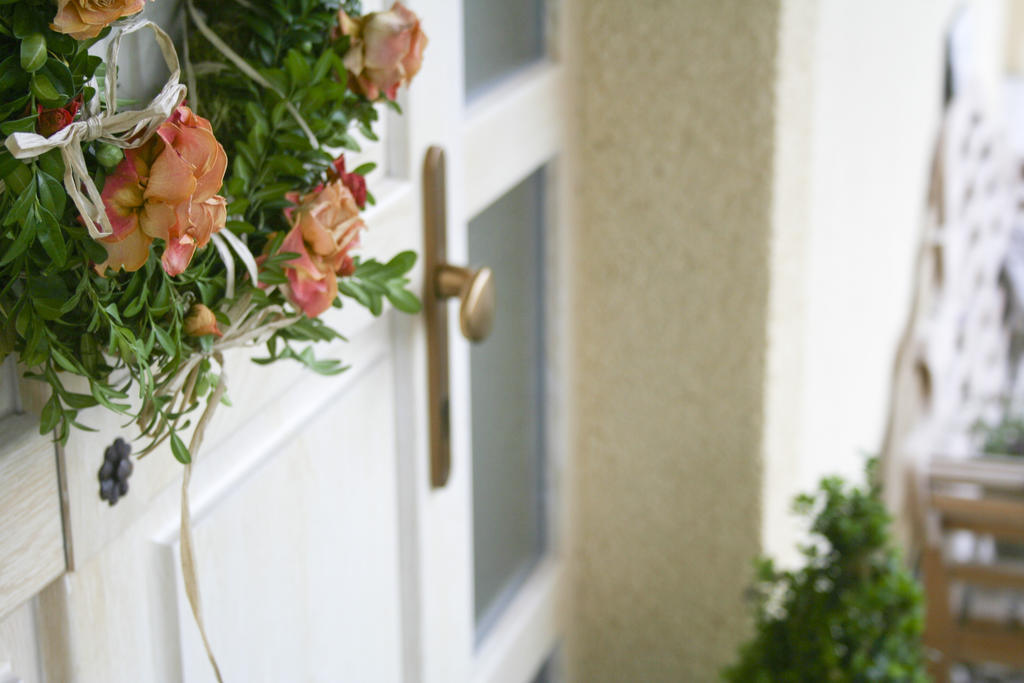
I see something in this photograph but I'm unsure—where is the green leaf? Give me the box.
[385,286,421,314]
[30,72,62,106]
[36,170,66,217]
[20,33,46,73]
[61,392,98,410]
[38,58,74,100]
[122,291,146,317]
[0,116,37,135]
[258,67,288,94]
[284,49,311,88]
[49,346,80,374]
[0,94,31,120]
[40,396,61,434]
[310,49,333,84]
[2,177,36,228]
[251,182,293,204]
[152,324,176,356]
[232,154,253,186]
[258,269,289,286]
[267,154,307,176]
[37,148,65,182]
[46,30,77,55]
[170,432,191,464]
[35,206,68,268]
[384,250,417,275]
[11,4,40,38]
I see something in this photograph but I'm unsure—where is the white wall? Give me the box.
[763,0,1008,564]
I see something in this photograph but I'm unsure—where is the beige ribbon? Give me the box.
[180,355,226,683]
[210,230,259,299]
[159,295,300,683]
[4,19,187,239]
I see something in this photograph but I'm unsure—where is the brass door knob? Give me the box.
[435,264,495,342]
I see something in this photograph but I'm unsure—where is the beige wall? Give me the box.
[567,1,779,680]
[568,0,1003,680]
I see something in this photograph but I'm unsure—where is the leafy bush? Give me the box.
[722,460,927,682]
[973,412,1024,456]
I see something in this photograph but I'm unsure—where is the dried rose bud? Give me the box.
[337,2,427,101]
[183,304,221,338]
[330,155,367,209]
[37,97,81,137]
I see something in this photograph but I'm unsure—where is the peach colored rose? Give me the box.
[97,105,228,276]
[279,179,365,317]
[183,304,221,337]
[337,2,427,101]
[52,0,146,40]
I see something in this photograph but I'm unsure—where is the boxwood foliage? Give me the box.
[722,459,927,682]
[0,0,420,454]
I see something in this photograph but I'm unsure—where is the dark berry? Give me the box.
[100,478,116,501]
[99,460,115,481]
[116,458,133,481]
[113,438,130,459]
[118,480,128,496]
[104,446,118,463]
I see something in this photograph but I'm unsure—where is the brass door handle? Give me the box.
[436,264,495,342]
[423,145,498,488]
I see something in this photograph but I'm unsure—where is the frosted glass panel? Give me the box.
[470,168,547,635]
[464,0,546,100]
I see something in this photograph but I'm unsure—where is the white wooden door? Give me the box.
[0,1,567,681]
[414,1,568,682]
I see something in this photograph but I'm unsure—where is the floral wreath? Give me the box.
[0,0,425,457]
[0,1,426,676]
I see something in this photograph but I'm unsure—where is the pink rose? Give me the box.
[97,105,228,276]
[183,304,221,337]
[280,179,366,317]
[337,2,427,101]
[52,0,146,40]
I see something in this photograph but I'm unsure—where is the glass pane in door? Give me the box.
[463,0,546,100]
[470,167,548,636]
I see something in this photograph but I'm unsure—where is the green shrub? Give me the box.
[973,412,1024,456]
[722,460,927,682]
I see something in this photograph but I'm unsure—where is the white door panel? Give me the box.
[54,181,417,570]
[0,0,568,680]
[39,322,410,682]
[178,356,404,683]
[0,416,64,620]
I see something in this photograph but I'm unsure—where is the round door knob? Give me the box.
[435,264,495,342]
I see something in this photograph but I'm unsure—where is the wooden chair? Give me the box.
[914,456,1024,682]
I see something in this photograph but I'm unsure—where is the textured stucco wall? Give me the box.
[567,2,780,680]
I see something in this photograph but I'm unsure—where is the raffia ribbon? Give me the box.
[180,356,227,683]
[4,19,186,239]
[146,295,299,682]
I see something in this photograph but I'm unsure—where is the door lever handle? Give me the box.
[435,264,494,342]
[423,146,497,488]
